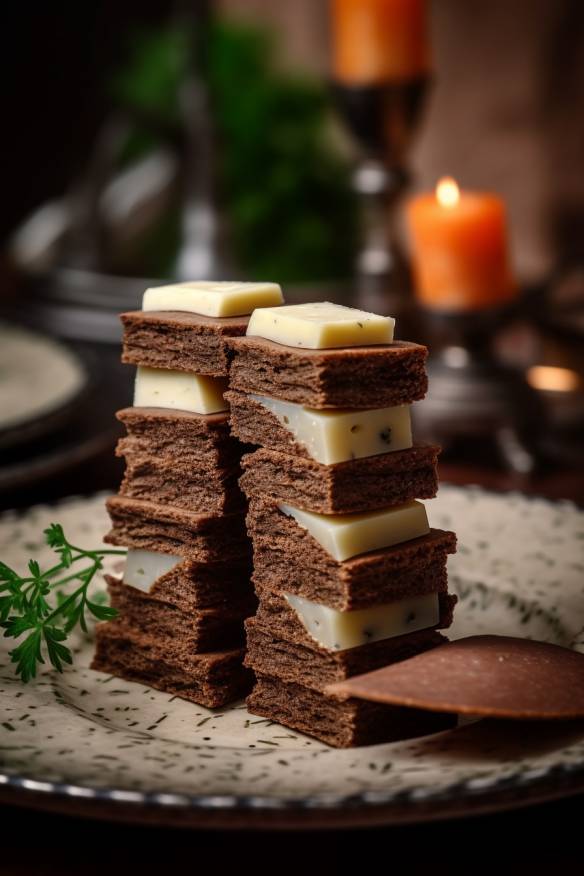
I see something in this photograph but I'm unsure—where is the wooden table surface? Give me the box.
[1,785,582,873]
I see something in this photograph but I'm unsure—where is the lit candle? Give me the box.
[406,178,517,311]
[331,0,430,85]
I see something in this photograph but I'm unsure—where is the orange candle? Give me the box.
[331,0,430,84]
[406,178,517,312]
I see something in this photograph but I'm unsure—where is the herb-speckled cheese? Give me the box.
[285,592,440,650]
[252,395,412,464]
[134,366,228,414]
[278,500,429,562]
[142,281,283,317]
[246,302,395,349]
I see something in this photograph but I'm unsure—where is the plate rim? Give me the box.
[2,754,584,826]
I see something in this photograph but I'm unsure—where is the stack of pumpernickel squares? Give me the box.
[227,302,458,747]
[92,281,284,707]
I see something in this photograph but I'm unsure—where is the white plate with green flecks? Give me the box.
[1,486,584,828]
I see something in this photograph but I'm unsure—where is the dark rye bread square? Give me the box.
[119,453,245,514]
[130,556,254,611]
[247,674,456,747]
[239,445,439,514]
[121,310,248,376]
[105,495,250,562]
[116,407,245,469]
[107,576,256,652]
[92,621,252,708]
[251,584,456,649]
[226,336,428,409]
[247,499,456,610]
[245,618,447,690]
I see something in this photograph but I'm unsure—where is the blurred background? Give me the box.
[1,0,583,510]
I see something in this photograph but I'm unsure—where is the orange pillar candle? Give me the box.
[406,178,517,311]
[331,0,430,85]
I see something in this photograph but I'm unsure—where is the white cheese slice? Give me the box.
[285,591,440,650]
[142,281,283,317]
[133,366,228,414]
[246,301,395,349]
[253,395,412,464]
[123,549,181,593]
[278,500,429,561]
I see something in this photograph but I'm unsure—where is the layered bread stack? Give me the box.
[227,302,458,746]
[92,281,283,707]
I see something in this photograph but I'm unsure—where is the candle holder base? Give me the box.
[413,307,546,474]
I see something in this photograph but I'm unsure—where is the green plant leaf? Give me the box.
[0,526,125,682]
[44,627,73,674]
[9,629,44,684]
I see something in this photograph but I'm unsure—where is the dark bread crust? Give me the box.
[251,585,456,650]
[116,407,244,468]
[247,499,456,609]
[245,619,447,690]
[107,576,256,652]
[105,495,250,561]
[119,454,245,514]
[226,390,312,458]
[121,310,248,376]
[227,336,428,409]
[92,622,252,708]
[126,557,254,611]
[239,445,439,514]
[247,674,456,747]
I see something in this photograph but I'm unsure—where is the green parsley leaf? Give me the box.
[0,524,125,683]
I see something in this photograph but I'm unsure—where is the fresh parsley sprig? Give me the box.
[0,523,125,683]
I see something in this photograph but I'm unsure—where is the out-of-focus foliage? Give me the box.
[112,28,188,129]
[110,21,357,282]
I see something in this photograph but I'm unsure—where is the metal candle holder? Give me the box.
[413,305,546,473]
[331,77,429,323]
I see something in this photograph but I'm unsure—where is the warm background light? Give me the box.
[436,177,460,209]
[526,366,581,393]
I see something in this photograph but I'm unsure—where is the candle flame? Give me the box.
[436,177,460,208]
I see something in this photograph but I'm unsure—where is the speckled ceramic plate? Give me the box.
[1,487,584,828]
